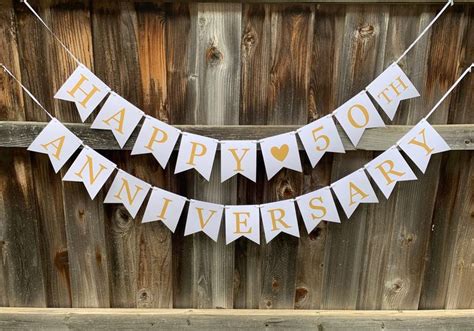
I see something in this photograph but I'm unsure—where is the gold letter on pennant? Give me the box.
[232,211,252,234]
[187,142,207,166]
[102,108,126,134]
[309,196,327,220]
[408,128,434,156]
[145,126,169,151]
[375,159,405,185]
[74,155,108,185]
[348,104,369,128]
[348,181,368,206]
[113,178,144,205]
[41,135,66,160]
[196,207,216,229]
[268,208,291,231]
[67,74,101,109]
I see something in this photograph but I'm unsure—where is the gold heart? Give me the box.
[271,144,289,162]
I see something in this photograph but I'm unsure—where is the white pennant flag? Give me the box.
[220,140,257,182]
[296,187,340,234]
[91,93,144,148]
[54,65,111,122]
[103,170,151,218]
[297,115,345,167]
[365,147,417,199]
[260,132,302,180]
[225,205,260,245]
[131,116,181,169]
[184,199,224,242]
[175,133,218,181]
[142,187,187,232]
[334,91,385,147]
[397,119,450,173]
[27,118,82,173]
[331,169,378,218]
[63,146,116,199]
[260,199,299,243]
[366,63,420,120]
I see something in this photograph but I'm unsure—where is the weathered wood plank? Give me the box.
[91,0,142,308]
[190,2,241,309]
[37,0,111,308]
[0,308,474,330]
[135,1,173,309]
[0,0,47,307]
[258,3,314,309]
[322,4,390,309]
[2,121,472,151]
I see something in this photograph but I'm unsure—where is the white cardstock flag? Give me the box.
[331,169,379,218]
[365,147,417,199]
[260,199,300,243]
[54,65,111,122]
[142,187,187,232]
[131,116,181,168]
[184,199,224,242]
[298,115,345,167]
[334,91,385,147]
[91,93,144,148]
[260,132,302,180]
[175,133,218,181]
[63,146,116,199]
[225,205,260,245]
[296,187,340,234]
[366,63,420,120]
[397,119,450,173]
[104,170,151,218]
[27,118,82,173]
[220,140,257,182]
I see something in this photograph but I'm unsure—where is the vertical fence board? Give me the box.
[0,0,47,308]
[258,4,314,309]
[135,2,173,309]
[190,3,241,308]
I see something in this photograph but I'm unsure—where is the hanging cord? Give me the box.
[21,0,82,66]
[424,63,473,120]
[1,63,54,120]
[394,0,454,65]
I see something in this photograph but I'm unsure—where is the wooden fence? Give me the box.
[0,0,473,318]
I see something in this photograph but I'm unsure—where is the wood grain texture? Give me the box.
[135,1,173,309]
[0,0,47,307]
[190,2,241,308]
[1,308,474,330]
[1,121,473,150]
[322,4,389,310]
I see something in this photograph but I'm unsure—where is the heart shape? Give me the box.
[271,144,289,162]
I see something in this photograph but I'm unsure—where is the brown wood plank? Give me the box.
[378,5,469,310]
[41,0,112,308]
[322,4,390,310]
[258,3,314,309]
[135,1,173,309]
[2,121,472,151]
[0,0,47,307]
[1,308,474,330]
[189,2,241,308]
[164,2,196,309]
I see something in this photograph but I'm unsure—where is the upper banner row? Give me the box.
[55,63,419,181]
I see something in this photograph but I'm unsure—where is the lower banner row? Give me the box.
[27,117,450,244]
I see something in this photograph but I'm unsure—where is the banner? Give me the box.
[397,119,450,173]
[62,146,116,199]
[331,169,379,218]
[175,133,218,181]
[366,64,420,120]
[297,115,345,168]
[220,140,257,183]
[334,91,385,147]
[54,65,110,122]
[296,187,340,233]
[184,199,224,242]
[104,170,151,218]
[260,132,302,180]
[91,93,144,148]
[27,118,82,173]
[142,187,187,232]
[131,116,181,169]
[365,147,417,198]
[225,205,260,244]
[260,199,300,243]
